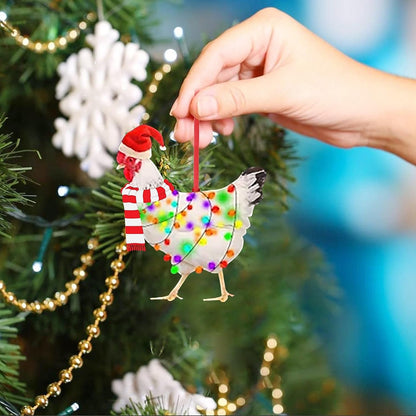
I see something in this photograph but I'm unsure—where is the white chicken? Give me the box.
[117,125,266,302]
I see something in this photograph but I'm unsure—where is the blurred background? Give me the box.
[150,0,416,413]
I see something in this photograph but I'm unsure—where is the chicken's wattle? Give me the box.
[117,152,141,182]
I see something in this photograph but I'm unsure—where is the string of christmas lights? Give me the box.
[0,11,96,53]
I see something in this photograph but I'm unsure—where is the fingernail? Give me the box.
[169,99,178,116]
[197,95,218,118]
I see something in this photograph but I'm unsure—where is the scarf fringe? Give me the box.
[127,243,146,252]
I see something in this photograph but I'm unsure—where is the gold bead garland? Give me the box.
[0,238,99,313]
[200,335,286,416]
[19,239,128,416]
[260,336,286,415]
[0,12,96,54]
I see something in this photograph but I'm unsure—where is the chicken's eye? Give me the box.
[126,157,135,165]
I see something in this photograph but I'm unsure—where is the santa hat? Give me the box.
[119,125,166,159]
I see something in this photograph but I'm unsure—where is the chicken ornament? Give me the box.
[117,125,266,302]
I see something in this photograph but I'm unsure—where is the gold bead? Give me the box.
[54,291,68,305]
[31,300,42,313]
[105,276,119,289]
[47,41,56,52]
[68,29,79,40]
[18,299,29,311]
[58,37,67,47]
[21,405,35,416]
[73,267,87,280]
[78,339,92,354]
[81,254,94,266]
[59,369,73,383]
[65,281,79,293]
[110,260,125,272]
[272,388,283,399]
[93,308,107,322]
[267,337,278,349]
[148,84,157,94]
[162,63,171,73]
[99,292,113,305]
[87,12,97,21]
[69,355,83,369]
[43,298,56,311]
[5,292,16,303]
[35,394,49,408]
[116,242,128,254]
[273,404,284,414]
[86,324,100,338]
[87,238,99,250]
[47,382,61,397]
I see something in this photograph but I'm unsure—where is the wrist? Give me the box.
[365,72,416,164]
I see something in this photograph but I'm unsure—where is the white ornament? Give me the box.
[52,20,149,178]
[111,359,217,415]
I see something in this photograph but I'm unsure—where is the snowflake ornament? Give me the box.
[111,359,217,415]
[52,20,149,178]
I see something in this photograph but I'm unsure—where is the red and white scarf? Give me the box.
[121,179,175,251]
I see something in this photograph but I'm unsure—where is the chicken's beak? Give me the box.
[117,164,125,170]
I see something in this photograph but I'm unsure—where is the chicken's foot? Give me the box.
[204,269,234,302]
[150,273,189,301]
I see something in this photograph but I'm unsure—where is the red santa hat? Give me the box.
[119,125,166,159]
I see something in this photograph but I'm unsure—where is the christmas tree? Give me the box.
[0,1,341,415]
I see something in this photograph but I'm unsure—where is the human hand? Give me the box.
[170,7,416,164]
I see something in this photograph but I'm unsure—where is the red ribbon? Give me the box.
[193,118,200,192]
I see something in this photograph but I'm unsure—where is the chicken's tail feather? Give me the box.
[241,167,267,205]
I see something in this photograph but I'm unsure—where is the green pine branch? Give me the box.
[0,302,27,413]
[0,115,34,238]
[115,397,174,416]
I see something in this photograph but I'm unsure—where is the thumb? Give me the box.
[190,75,279,120]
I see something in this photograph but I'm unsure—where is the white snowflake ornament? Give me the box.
[53,20,149,178]
[111,359,217,415]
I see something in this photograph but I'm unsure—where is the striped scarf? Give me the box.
[121,179,175,251]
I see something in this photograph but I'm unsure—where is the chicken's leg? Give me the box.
[150,273,189,301]
[204,269,234,302]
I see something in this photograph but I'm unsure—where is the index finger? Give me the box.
[171,10,274,118]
